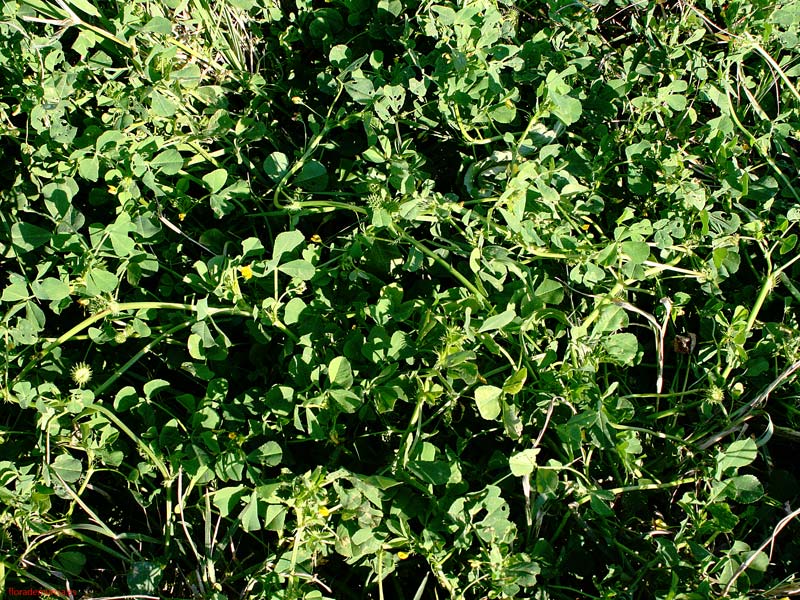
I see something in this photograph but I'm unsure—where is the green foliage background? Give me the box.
[1,0,800,598]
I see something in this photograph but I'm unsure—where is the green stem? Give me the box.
[83,403,171,480]
[11,302,255,387]
[575,477,697,506]
[608,422,700,449]
[93,320,192,397]
[395,227,488,307]
[576,262,676,336]
[281,200,367,214]
[452,103,505,145]
[719,249,800,381]
[723,66,800,202]
[272,86,348,211]
[49,470,133,557]
[0,560,65,595]
[721,272,774,382]
[745,36,800,105]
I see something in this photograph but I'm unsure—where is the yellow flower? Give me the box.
[318,506,330,517]
[397,551,410,560]
[107,185,117,195]
[310,234,322,244]
[238,265,253,280]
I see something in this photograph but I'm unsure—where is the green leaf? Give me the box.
[589,491,614,517]
[502,367,527,395]
[84,268,118,295]
[344,77,375,103]
[712,247,740,275]
[707,502,738,532]
[278,259,315,280]
[11,222,51,253]
[263,503,286,531]
[728,474,763,503]
[665,94,687,111]
[330,44,352,68]
[240,491,261,531]
[241,237,265,258]
[432,5,456,25]
[594,304,628,334]
[294,160,328,191]
[478,309,516,333]
[780,234,797,255]
[475,385,503,420]
[283,297,306,325]
[329,388,363,413]
[66,0,102,17]
[328,356,353,388]
[114,386,139,412]
[509,448,540,476]
[143,15,172,34]
[744,549,769,573]
[534,278,564,304]
[272,230,304,262]
[248,441,283,466]
[53,550,86,576]
[127,561,161,596]
[212,486,247,518]
[536,468,559,495]
[96,130,124,152]
[502,401,523,439]
[143,379,170,399]
[489,102,516,124]
[187,333,205,360]
[214,448,241,480]
[408,441,453,485]
[371,207,392,228]
[51,454,82,483]
[389,330,409,359]
[132,213,161,238]
[202,168,228,193]
[151,149,183,175]
[2,277,29,302]
[170,64,202,88]
[621,241,650,264]
[715,439,757,479]
[31,278,70,302]
[79,156,99,181]
[408,458,452,485]
[548,84,582,126]
[551,93,582,125]
[149,90,177,117]
[72,30,97,56]
[107,214,136,257]
[603,333,639,366]
[362,146,385,163]
[263,152,289,182]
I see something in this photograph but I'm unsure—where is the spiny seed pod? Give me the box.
[71,362,93,388]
